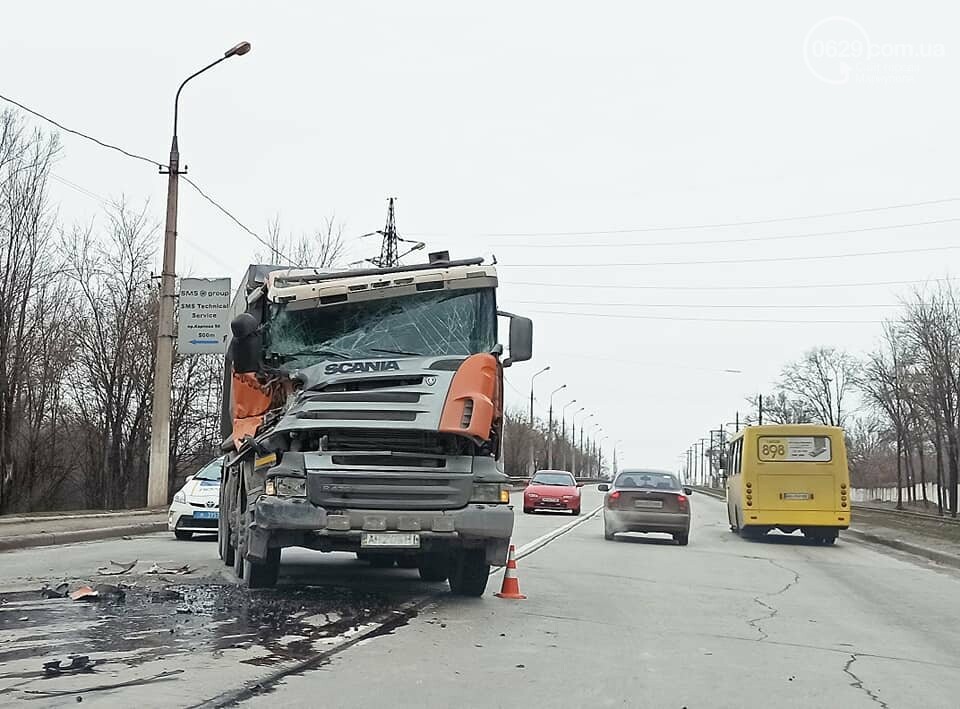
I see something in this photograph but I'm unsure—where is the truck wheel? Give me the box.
[244,548,281,589]
[418,553,449,582]
[448,549,490,597]
[233,488,247,581]
[219,475,235,566]
[174,530,193,541]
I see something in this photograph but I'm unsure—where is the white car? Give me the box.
[168,456,224,540]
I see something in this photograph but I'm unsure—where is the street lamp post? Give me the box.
[560,399,578,472]
[547,384,567,469]
[527,366,550,476]
[579,413,594,476]
[597,435,608,478]
[571,407,586,477]
[147,41,252,508]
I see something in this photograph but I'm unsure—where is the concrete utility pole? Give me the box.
[579,414,593,475]
[547,384,566,469]
[571,407,586,477]
[560,399,577,471]
[698,438,708,486]
[527,366,549,476]
[147,41,251,508]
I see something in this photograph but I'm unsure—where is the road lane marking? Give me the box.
[515,504,603,561]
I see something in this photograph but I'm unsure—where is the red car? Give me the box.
[523,470,582,515]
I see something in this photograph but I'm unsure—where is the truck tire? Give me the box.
[448,549,490,597]
[244,548,281,589]
[418,553,449,582]
[219,470,236,566]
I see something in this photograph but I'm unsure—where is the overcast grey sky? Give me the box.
[3,2,957,469]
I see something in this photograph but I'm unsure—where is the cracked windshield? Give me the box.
[3,4,960,709]
[266,288,497,366]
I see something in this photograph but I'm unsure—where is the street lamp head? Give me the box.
[225,41,252,58]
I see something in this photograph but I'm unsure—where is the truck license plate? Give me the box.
[361,533,420,549]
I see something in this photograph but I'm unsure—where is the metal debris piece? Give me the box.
[69,586,99,601]
[145,563,193,575]
[43,656,95,677]
[41,582,70,599]
[97,560,137,576]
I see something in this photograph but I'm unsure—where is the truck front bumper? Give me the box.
[248,496,514,564]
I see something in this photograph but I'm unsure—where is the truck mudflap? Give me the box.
[250,498,514,565]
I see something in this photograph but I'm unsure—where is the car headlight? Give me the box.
[173,490,186,504]
[561,495,573,501]
[265,476,307,497]
[471,483,511,503]
[526,491,540,499]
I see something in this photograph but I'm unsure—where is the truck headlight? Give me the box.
[173,490,186,504]
[471,483,511,504]
[265,476,307,497]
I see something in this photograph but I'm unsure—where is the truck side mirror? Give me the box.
[229,313,261,373]
[504,315,532,366]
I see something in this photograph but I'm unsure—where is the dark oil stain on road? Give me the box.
[0,581,403,677]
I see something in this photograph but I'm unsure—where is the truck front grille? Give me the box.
[307,469,472,511]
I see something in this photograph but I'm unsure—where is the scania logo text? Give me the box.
[324,360,400,375]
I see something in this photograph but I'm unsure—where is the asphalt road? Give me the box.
[4,490,960,708]
[244,489,960,709]
[0,490,598,707]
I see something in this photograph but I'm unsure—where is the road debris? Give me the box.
[145,563,193,575]
[97,559,137,576]
[69,586,99,602]
[43,656,96,677]
[41,582,70,599]
[22,669,184,698]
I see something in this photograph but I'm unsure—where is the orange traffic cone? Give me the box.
[495,544,526,600]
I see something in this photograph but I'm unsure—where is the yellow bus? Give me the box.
[725,424,850,544]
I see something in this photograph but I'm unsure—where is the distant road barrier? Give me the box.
[690,485,960,525]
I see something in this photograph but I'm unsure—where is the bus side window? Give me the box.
[733,440,742,475]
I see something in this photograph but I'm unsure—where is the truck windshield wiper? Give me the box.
[369,347,422,357]
[281,348,351,361]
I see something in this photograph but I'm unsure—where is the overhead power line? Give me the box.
[0,93,298,266]
[407,196,960,238]
[0,92,162,168]
[525,310,881,324]
[511,300,903,309]
[498,217,960,249]
[509,277,957,291]
[497,244,960,268]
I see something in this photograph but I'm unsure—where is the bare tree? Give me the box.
[779,346,859,427]
[259,215,347,268]
[745,391,813,425]
[0,109,65,512]
[63,202,158,508]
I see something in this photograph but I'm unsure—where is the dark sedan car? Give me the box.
[599,470,693,545]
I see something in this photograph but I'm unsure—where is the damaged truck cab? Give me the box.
[217,254,532,595]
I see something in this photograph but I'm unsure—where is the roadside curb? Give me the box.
[0,508,165,526]
[843,528,960,569]
[0,521,168,552]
